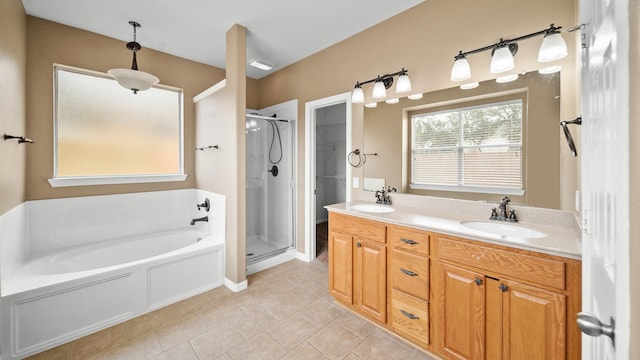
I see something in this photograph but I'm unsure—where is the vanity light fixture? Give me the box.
[450,24,568,82]
[108,21,159,94]
[351,68,412,103]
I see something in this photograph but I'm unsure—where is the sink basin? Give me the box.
[460,221,547,239]
[350,204,395,213]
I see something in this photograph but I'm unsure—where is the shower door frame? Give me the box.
[304,92,353,262]
[246,100,298,269]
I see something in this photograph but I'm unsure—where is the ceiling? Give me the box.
[21,0,424,79]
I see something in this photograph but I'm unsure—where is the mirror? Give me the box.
[363,70,562,209]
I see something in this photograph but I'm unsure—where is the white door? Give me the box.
[579,0,629,358]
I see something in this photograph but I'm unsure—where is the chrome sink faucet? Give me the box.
[490,196,518,222]
[375,186,396,205]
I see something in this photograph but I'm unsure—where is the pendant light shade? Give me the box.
[395,69,412,93]
[537,31,568,62]
[351,83,365,103]
[372,78,387,99]
[108,21,159,94]
[450,52,471,82]
[490,46,515,74]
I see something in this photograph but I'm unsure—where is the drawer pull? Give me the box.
[401,309,420,320]
[400,268,419,277]
[400,238,419,245]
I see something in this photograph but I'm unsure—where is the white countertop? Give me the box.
[325,201,582,260]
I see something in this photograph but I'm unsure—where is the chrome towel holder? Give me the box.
[3,134,35,144]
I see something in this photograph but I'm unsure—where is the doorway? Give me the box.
[305,93,352,263]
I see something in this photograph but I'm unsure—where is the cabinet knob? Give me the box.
[356,242,362,248]
[499,284,509,292]
[474,277,483,285]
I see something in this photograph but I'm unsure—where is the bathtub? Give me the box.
[0,190,226,360]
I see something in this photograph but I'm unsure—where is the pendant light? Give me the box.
[351,82,365,103]
[450,52,471,81]
[108,21,159,94]
[395,68,412,93]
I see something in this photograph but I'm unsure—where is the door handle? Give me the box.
[577,312,615,346]
[356,242,362,248]
[474,277,483,285]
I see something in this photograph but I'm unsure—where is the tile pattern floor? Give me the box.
[27,259,438,360]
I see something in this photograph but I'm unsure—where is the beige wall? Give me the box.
[0,0,27,215]
[256,0,579,253]
[25,17,226,201]
[195,25,247,285]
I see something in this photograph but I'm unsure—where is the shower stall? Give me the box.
[245,113,295,266]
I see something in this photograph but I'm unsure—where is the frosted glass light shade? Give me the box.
[396,74,412,93]
[450,57,471,82]
[351,86,364,103]
[108,68,159,93]
[372,80,387,99]
[490,47,515,74]
[538,32,568,62]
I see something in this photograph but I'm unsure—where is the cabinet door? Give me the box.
[441,263,485,360]
[354,239,387,323]
[328,231,353,304]
[501,279,566,360]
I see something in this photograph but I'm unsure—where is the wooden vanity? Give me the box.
[327,210,581,360]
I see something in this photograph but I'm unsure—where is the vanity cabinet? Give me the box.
[388,225,431,348]
[434,234,581,360]
[328,212,387,323]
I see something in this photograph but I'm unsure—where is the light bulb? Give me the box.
[490,46,515,74]
[372,79,387,99]
[351,85,364,104]
[450,56,471,82]
[538,32,568,62]
[396,73,412,93]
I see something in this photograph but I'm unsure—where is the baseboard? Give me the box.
[224,278,248,292]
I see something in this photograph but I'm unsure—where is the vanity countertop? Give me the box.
[325,201,582,260]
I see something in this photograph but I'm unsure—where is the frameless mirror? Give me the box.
[362,70,562,209]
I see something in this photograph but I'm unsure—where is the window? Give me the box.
[50,65,185,187]
[410,99,523,194]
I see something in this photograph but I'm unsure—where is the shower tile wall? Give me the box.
[316,104,346,223]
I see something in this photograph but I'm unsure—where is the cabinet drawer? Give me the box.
[389,226,430,255]
[329,212,386,244]
[438,236,566,290]
[391,289,429,347]
[391,249,429,300]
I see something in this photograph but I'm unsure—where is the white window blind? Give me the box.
[411,99,523,194]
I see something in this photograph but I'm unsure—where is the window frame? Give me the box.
[409,95,526,196]
[49,64,187,188]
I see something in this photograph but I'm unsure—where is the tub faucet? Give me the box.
[190,216,208,225]
[490,196,518,222]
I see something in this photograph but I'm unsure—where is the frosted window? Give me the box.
[411,99,523,192]
[54,66,183,178]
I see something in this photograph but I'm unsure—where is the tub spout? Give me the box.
[190,216,208,225]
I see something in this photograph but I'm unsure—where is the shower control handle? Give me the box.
[197,198,210,212]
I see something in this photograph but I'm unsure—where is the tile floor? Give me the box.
[27,259,438,360]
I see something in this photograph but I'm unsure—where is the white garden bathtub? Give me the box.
[0,190,226,360]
